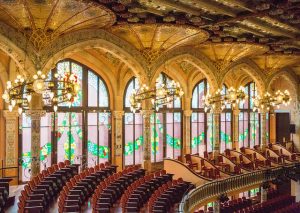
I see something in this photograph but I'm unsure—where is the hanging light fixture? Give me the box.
[203,86,247,112]
[2,70,80,114]
[129,80,184,113]
[253,90,291,112]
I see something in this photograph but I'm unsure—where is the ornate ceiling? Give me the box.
[110,24,208,62]
[0,0,299,54]
[0,0,300,80]
[0,0,115,50]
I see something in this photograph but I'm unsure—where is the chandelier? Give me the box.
[129,80,184,113]
[253,90,291,112]
[203,86,247,112]
[2,70,80,114]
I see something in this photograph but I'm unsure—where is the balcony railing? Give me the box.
[179,163,297,213]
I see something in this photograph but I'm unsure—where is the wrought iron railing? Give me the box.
[179,164,297,213]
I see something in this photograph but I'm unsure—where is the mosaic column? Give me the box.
[212,107,221,160]
[233,107,240,150]
[3,110,19,167]
[183,110,192,155]
[261,186,268,203]
[269,109,276,144]
[26,110,46,178]
[141,110,153,172]
[214,200,220,213]
[260,109,267,152]
[113,111,124,170]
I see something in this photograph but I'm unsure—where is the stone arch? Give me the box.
[266,68,299,99]
[40,29,149,83]
[0,23,36,75]
[221,59,266,94]
[150,46,219,96]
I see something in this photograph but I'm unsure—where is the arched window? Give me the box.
[239,82,260,148]
[19,59,111,181]
[151,73,182,162]
[123,78,143,166]
[220,85,232,152]
[191,79,214,155]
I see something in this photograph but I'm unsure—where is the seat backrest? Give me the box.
[185,154,192,162]
[64,160,71,166]
[161,170,166,175]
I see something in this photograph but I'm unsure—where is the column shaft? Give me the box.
[113,111,124,171]
[183,110,192,155]
[261,111,267,151]
[212,111,221,159]
[233,108,240,150]
[3,111,19,167]
[26,110,46,178]
[141,110,153,172]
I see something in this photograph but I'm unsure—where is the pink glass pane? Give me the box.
[134,114,143,165]
[88,71,98,107]
[40,113,52,170]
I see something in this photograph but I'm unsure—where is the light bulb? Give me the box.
[2,93,8,100]
[27,94,32,102]
[37,70,42,75]
[53,105,58,112]
[49,92,54,100]
[67,93,72,100]
[11,99,16,107]
[18,107,23,115]
[8,105,12,112]
[33,75,38,80]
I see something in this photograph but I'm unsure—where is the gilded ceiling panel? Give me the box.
[197,42,268,62]
[110,24,209,52]
[251,54,300,74]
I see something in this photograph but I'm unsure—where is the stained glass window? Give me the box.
[239,82,260,148]
[20,114,32,181]
[151,73,182,162]
[19,59,111,180]
[40,113,52,170]
[191,79,213,155]
[87,112,111,167]
[220,85,232,153]
[124,78,143,166]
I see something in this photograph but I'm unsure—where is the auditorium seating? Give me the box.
[220,197,252,213]
[0,178,11,212]
[148,178,193,213]
[237,194,296,213]
[121,169,170,212]
[92,165,145,213]
[18,160,79,213]
[58,162,118,213]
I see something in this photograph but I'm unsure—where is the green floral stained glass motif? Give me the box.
[21,143,52,168]
[239,129,249,142]
[124,136,144,156]
[87,140,109,159]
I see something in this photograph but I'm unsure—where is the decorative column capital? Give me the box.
[233,108,240,115]
[3,110,19,119]
[113,110,124,119]
[25,110,46,120]
[141,110,153,118]
[184,110,193,117]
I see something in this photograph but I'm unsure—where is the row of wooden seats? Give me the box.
[120,170,173,212]
[92,165,145,213]
[148,178,192,213]
[220,197,252,213]
[18,160,78,213]
[58,161,117,213]
[237,194,295,213]
[0,178,11,212]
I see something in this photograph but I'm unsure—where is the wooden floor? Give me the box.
[5,185,123,213]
